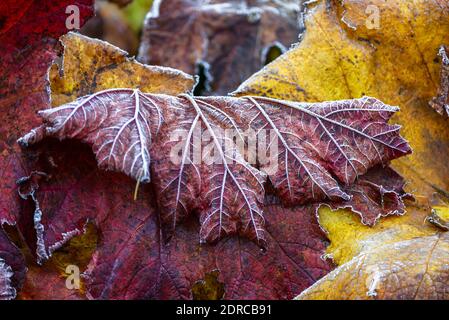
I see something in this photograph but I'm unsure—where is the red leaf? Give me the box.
[16,140,409,299]
[0,0,94,262]
[15,141,332,299]
[0,0,94,299]
[332,166,411,226]
[20,91,411,246]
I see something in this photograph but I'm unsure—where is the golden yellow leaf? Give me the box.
[50,32,195,106]
[297,232,449,300]
[235,0,449,267]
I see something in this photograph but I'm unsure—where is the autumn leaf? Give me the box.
[14,140,408,299]
[20,140,332,299]
[19,91,410,246]
[138,0,300,95]
[234,0,449,299]
[2,0,441,301]
[0,0,95,299]
[297,232,449,300]
[297,195,449,299]
[50,32,195,107]
[11,24,409,298]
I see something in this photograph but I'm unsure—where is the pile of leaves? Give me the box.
[1,0,449,300]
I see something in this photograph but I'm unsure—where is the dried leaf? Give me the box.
[329,166,411,226]
[138,0,300,95]
[50,32,195,107]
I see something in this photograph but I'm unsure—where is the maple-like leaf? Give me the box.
[0,0,94,298]
[14,32,410,299]
[138,0,300,95]
[14,140,409,299]
[20,90,411,246]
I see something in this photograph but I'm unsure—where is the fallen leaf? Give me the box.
[15,24,411,298]
[20,137,411,299]
[138,0,300,95]
[20,92,410,246]
[0,0,93,224]
[17,142,409,299]
[231,0,449,299]
[297,232,449,300]
[234,0,449,204]
[327,166,411,226]
[0,0,95,299]
[50,32,195,107]
[17,139,333,299]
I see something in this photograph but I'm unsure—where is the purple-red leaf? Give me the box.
[0,0,94,299]
[20,90,411,246]
[15,140,410,299]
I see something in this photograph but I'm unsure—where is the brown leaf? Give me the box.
[19,90,411,246]
[138,0,300,95]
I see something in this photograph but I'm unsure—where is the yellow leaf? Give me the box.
[234,0,449,269]
[297,232,449,300]
[319,206,436,265]
[50,32,194,107]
